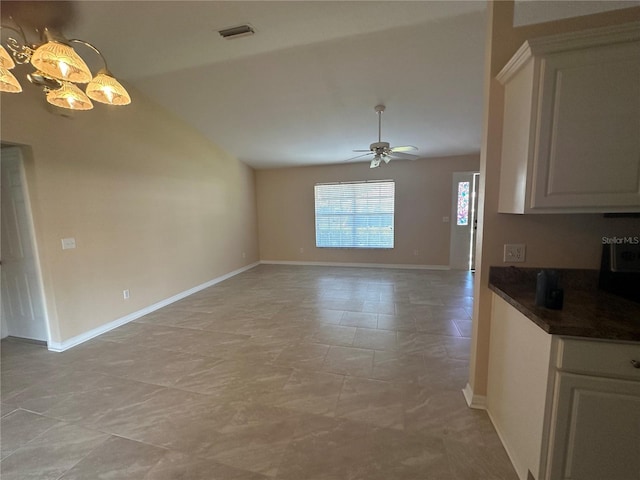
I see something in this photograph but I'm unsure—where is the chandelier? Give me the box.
[0,18,131,110]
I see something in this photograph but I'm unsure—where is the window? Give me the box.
[456,181,470,226]
[314,180,395,249]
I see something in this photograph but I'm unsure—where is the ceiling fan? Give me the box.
[348,104,419,168]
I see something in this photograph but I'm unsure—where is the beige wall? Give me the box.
[255,155,479,266]
[1,85,259,343]
[468,3,640,399]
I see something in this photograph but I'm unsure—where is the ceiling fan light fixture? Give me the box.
[0,66,22,92]
[348,104,419,167]
[86,70,131,105]
[46,81,93,110]
[31,30,93,83]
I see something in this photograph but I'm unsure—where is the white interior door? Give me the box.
[449,172,479,270]
[1,147,48,341]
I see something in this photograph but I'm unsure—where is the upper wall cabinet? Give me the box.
[497,23,640,214]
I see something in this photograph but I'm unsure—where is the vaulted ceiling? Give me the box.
[3,1,635,169]
[2,1,486,168]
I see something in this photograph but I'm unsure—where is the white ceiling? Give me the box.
[61,1,487,169]
[5,1,636,169]
[9,1,491,168]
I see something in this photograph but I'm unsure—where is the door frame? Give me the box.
[1,145,52,345]
[470,172,480,271]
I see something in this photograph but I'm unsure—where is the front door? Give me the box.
[449,171,479,270]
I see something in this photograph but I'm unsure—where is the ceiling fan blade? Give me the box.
[352,149,372,152]
[391,145,418,153]
[390,151,419,160]
[345,152,374,162]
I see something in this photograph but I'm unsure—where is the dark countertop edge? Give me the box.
[488,267,640,343]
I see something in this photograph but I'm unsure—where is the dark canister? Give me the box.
[535,269,560,308]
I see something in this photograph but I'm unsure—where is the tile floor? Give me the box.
[0,265,517,479]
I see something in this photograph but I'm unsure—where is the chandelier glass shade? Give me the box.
[0,21,131,110]
[0,66,22,92]
[46,81,93,110]
[86,70,131,105]
[0,45,16,69]
[31,38,93,83]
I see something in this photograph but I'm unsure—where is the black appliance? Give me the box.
[599,242,640,303]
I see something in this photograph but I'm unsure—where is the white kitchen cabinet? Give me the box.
[496,23,640,214]
[543,338,640,480]
[487,294,640,480]
[545,372,640,480]
[487,294,554,480]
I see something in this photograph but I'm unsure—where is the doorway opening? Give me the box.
[449,171,480,271]
[1,145,50,344]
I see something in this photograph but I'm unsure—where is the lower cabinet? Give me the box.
[488,294,640,480]
[544,344,640,480]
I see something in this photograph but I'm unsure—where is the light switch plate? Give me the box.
[61,237,76,250]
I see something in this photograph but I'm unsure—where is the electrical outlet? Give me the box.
[504,244,526,263]
[123,289,130,300]
[242,252,246,259]
[413,249,419,256]
[299,247,304,254]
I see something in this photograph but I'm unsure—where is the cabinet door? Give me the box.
[546,372,640,480]
[532,41,640,210]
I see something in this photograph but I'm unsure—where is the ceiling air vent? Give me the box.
[218,24,255,40]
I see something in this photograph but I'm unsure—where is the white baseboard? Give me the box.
[462,382,487,410]
[486,409,527,480]
[47,262,259,352]
[260,260,450,270]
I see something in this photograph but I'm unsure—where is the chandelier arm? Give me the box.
[1,17,28,44]
[68,38,109,73]
[1,25,27,43]
[1,20,33,64]
[5,37,33,64]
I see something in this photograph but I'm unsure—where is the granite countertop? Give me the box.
[489,267,640,342]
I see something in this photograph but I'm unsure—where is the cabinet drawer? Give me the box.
[556,338,640,380]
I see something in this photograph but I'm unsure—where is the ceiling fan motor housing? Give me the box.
[370,141,390,153]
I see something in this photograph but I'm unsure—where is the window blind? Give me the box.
[314,180,395,249]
